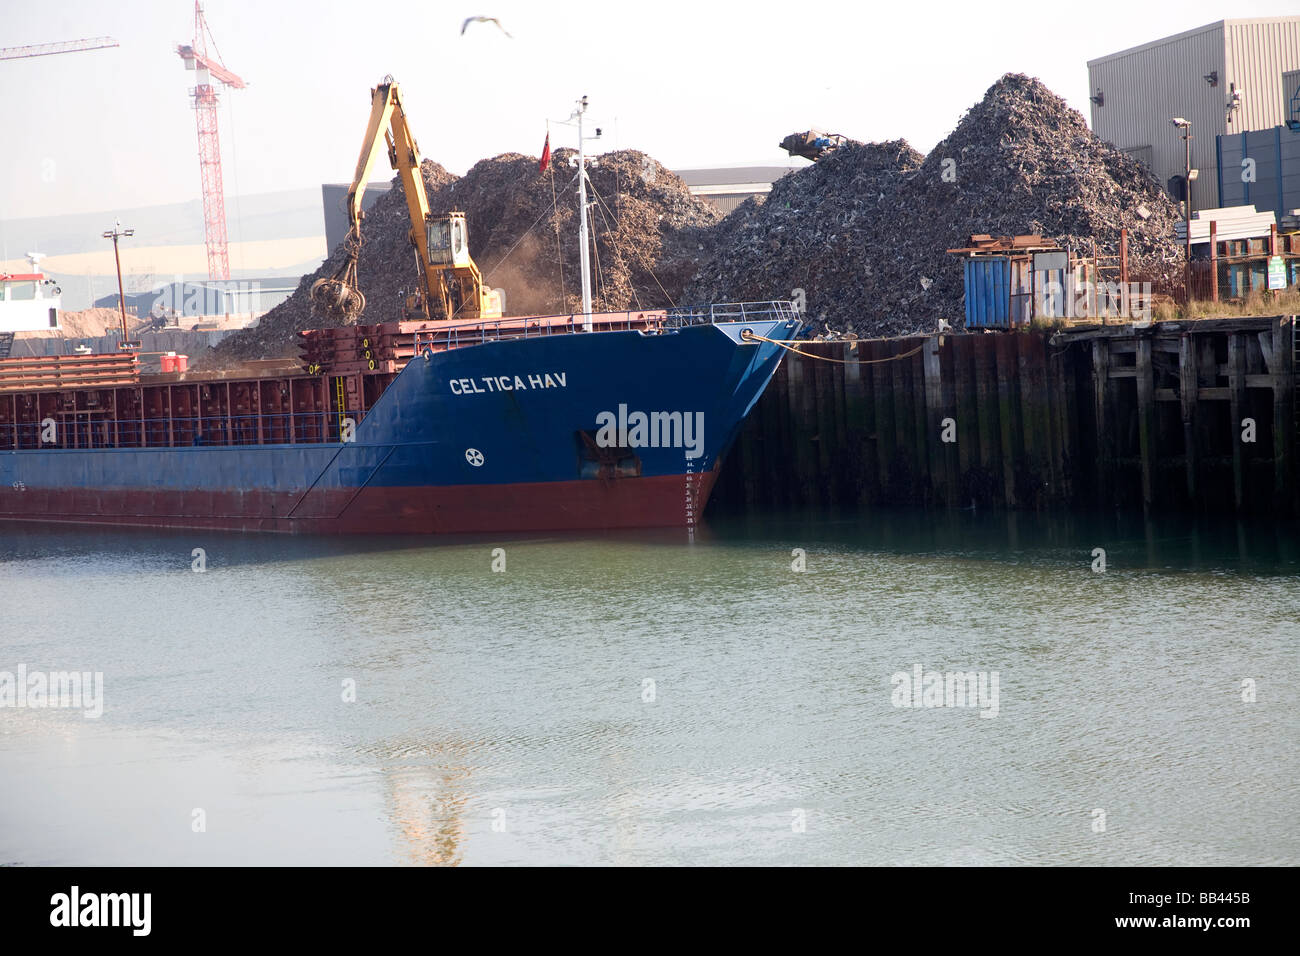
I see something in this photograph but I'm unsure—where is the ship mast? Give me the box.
[569,95,599,332]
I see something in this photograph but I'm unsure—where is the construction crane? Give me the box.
[310,77,502,324]
[175,1,245,281]
[0,36,118,61]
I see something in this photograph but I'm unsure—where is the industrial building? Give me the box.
[1087,17,1300,212]
[92,277,298,325]
[673,166,793,214]
[1216,104,1300,215]
[322,182,393,253]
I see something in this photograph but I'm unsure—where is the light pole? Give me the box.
[1171,118,1194,301]
[102,220,135,347]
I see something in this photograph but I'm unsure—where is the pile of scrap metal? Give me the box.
[779,129,848,161]
[690,75,1185,337]
[207,145,719,366]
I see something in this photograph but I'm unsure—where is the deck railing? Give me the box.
[410,310,666,355]
[663,300,801,329]
[305,302,800,374]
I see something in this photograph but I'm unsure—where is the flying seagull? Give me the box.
[461,16,512,38]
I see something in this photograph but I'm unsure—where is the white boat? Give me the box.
[0,253,62,333]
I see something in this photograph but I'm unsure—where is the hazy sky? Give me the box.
[0,0,1293,224]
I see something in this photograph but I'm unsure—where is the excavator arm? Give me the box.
[311,78,501,323]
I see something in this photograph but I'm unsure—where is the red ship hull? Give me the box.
[0,469,718,535]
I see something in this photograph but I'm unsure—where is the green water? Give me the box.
[1,509,1296,865]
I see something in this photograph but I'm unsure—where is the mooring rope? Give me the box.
[741,330,926,364]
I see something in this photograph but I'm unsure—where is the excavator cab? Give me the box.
[426,212,472,268]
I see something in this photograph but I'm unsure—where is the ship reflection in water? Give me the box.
[369,740,471,867]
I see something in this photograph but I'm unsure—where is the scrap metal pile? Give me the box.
[207,150,720,364]
[207,73,1187,365]
[688,73,1185,336]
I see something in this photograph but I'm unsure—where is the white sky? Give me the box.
[0,0,1293,222]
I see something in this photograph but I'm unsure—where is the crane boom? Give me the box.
[311,78,501,323]
[0,37,119,61]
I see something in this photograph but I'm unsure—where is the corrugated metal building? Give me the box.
[1217,125,1300,215]
[1087,17,1300,211]
[1286,68,1300,120]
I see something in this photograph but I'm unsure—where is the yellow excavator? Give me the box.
[311,77,503,323]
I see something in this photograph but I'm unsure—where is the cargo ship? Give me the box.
[0,304,798,534]
[0,84,801,534]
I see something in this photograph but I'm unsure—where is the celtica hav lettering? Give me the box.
[50,886,151,936]
[449,372,567,394]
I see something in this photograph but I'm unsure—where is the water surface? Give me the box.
[1,510,1296,865]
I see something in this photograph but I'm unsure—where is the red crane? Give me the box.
[0,37,119,61]
[176,2,245,281]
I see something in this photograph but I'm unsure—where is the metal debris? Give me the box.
[205,151,719,366]
[687,73,1186,336]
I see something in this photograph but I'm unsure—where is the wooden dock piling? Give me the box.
[710,316,1298,518]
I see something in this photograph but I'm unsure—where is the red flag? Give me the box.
[539,132,551,173]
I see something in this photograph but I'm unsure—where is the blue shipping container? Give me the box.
[964,257,1010,328]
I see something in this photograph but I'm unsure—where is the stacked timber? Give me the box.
[1175,205,1277,243]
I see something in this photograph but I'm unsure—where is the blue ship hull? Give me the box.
[0,315,800,533]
